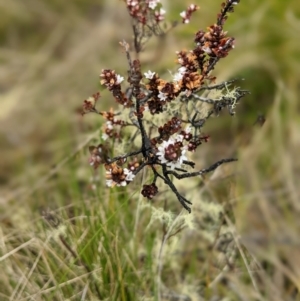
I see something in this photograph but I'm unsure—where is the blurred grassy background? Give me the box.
[0,0,300,300]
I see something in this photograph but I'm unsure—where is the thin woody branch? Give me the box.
[166,158,237,179]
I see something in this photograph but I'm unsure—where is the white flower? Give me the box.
[185,125,192,133]
[167,148,188,170]
[148,0,160,10]
[106,179,113,187]
[158,91,167,101]
[202,46,212,54]
[124,168,135,182]
[157,140,173,163]
[118,181,127,187]
[106,121,113,130]
[148,3,156,9]
[167,152,188,170]
[173,72,183,82]
[174,72,184,82]
[180,11,187,18]
[116,74,124,84]
[173,66,186,82]
[178,66,186,74]
[160,8,166,15]
[144,70,155,79]
[102,133,109,140]
[175,134,184,142]
[127,0,138,6]
[155,8,166,21]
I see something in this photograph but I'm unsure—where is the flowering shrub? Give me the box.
[82,0,248,212]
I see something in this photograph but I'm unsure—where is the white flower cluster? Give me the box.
[106,168,135,187]
[156,126,191,170]
[157,139,187,170]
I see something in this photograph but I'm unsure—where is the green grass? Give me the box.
[1,0,300,300]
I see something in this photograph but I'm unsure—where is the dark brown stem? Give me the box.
[166,158,237,179]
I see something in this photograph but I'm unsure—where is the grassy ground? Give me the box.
[0,0,300,300]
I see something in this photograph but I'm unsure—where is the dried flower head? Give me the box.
[82,92,100,115]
